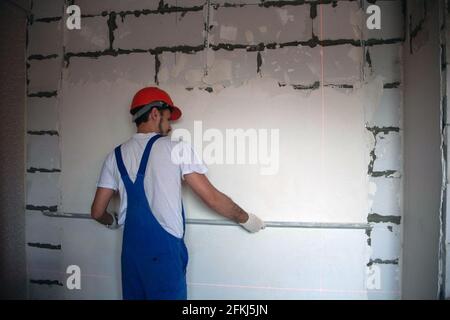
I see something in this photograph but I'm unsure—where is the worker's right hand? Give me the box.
[239,213,266,233]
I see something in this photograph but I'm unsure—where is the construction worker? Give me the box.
[90,87,265,300]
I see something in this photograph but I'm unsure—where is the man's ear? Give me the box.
[150,107,160,120]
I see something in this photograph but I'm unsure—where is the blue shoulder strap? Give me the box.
[114,134,162,186]
[137,134,162,177]
[114,145,133,187]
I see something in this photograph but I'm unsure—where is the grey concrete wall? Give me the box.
[402,0,442,299]
[0,0,29,299]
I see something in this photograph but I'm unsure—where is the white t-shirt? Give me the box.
[97,132,208,239]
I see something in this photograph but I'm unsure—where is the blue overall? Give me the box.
[114,134,188,300]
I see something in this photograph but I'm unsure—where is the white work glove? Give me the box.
[239,213,265,233]
[106,212,119,230]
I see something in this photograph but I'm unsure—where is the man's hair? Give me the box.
[130,105,169,127]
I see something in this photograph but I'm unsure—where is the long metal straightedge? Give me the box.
[41,212,370,230]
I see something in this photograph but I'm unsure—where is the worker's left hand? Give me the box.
[106,212,119,230]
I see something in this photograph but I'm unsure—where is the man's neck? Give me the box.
[137,129,155,134]
[137,125,158,134]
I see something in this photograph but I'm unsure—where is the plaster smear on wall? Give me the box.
[276,8,295,26]
[358,75,385,125]
[219,25,238,42]
[350,8,365,39]
[59,51,374,223]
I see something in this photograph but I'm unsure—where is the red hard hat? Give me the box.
[130,87,182,121]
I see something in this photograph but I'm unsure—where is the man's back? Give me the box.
[97,132,207,238]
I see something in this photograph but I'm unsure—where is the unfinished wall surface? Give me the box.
[402,0,442,299]
[0,0,29,299]
[26,0,404,299]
